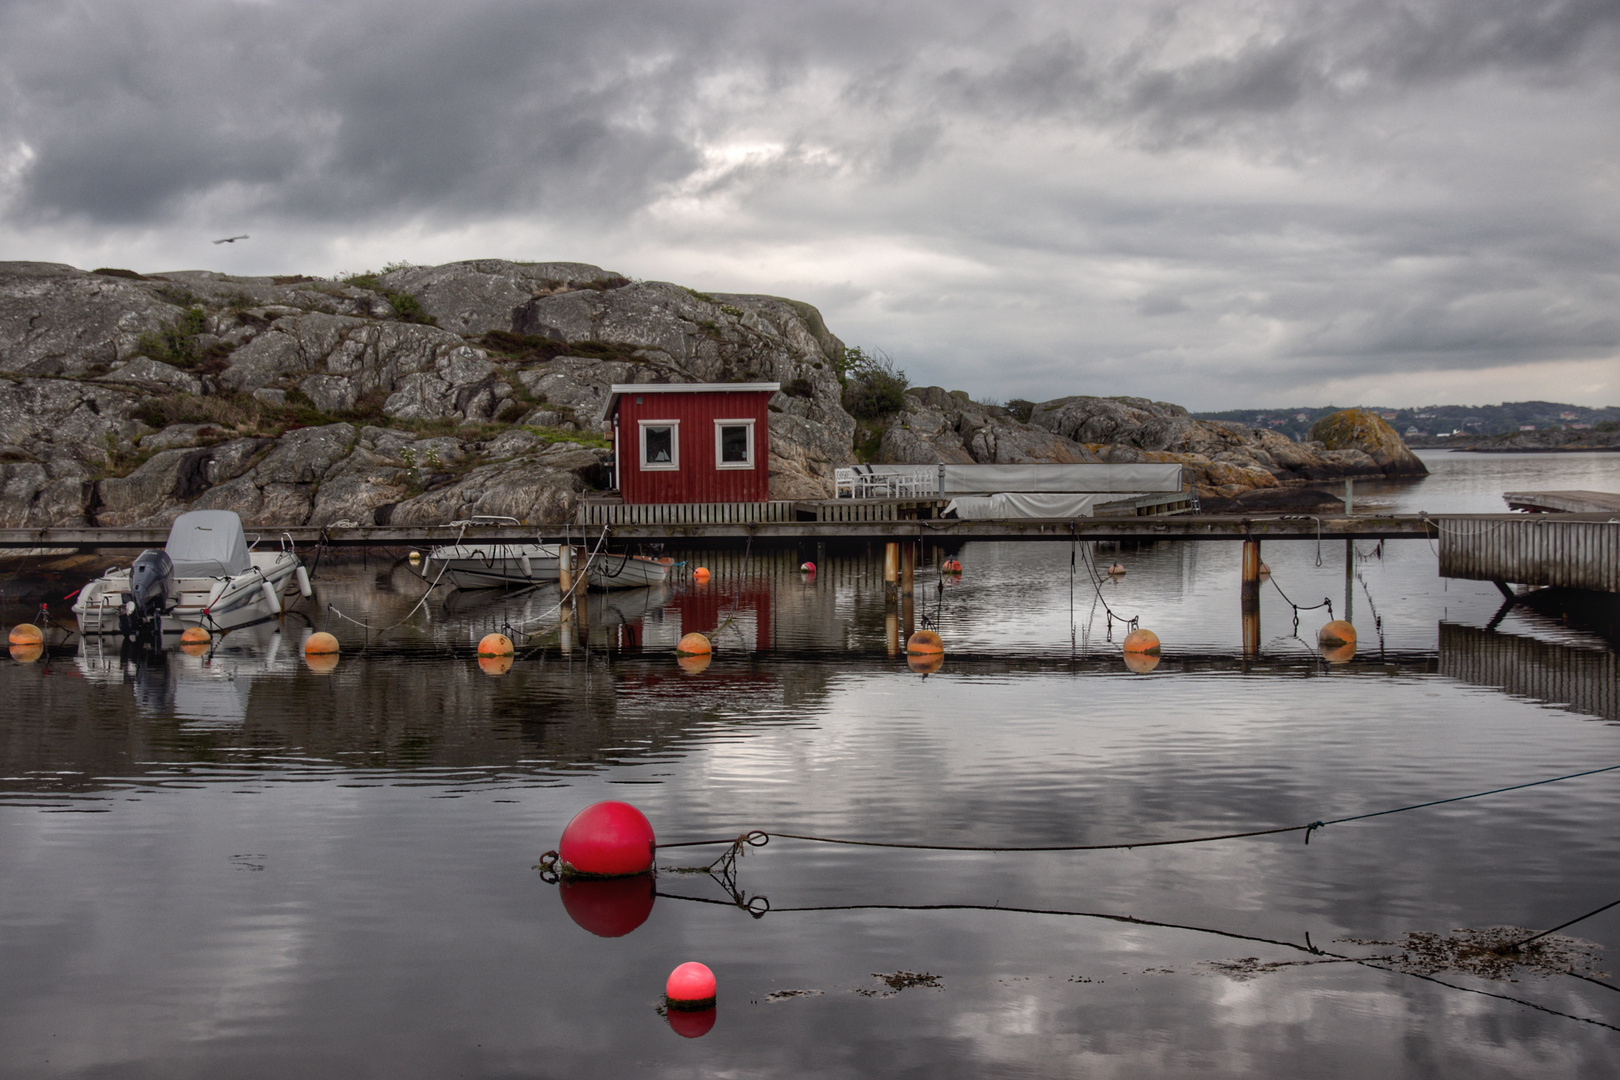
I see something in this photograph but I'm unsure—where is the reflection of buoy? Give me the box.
[181,639,210,657]
[1122,628,1160,655]
[10,643,43,663]
[942,558,963,574]
[693,567,710,584]
[558,875,655,938]
[305,631,340,655]
[304,651,340,673]
[676,632,711,656]
[1318,620,1356,647]
[677,652,712,675]
[1108,563,1126,576]
[478,654,514,676]
[666,962,717,1010]
[908,653,943,675]
[1318,620,1357,663]
[477,632,514,656]
[8,623,43,646]
[180,626,210,646]
[1258,563,1271,578]
[667,1005,716,1039]
[906,629,944,655]
[800,561,815,572]
[409,550,421,566]
[557,801,656,877]
[1122,651,1161,674]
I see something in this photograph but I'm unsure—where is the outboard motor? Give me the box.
[119,549,174,640]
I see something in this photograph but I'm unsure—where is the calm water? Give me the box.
[2,452,1619,1078]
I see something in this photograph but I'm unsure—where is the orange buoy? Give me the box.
[676,632,712,656]
[1122,650,1161,674]
[477,632,514,656]
[692,567,711,584]
[942,558,963,574]
[1122,628,1160,655]
[557,800,656,877]
[666,962,717,1009]
[677,652,712,675]
[907,653,943,675]
[10,643,43,663]
[1107,563,1126,576]
[1318,620,1356,648]
[180,626,210,646]
[304,631,340,655]
[478,654,514,676]
[906,629,944,655]
[1258,563,1271,577]
[8,623,43,646]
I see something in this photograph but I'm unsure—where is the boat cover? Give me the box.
[164,510,253,577]
[859,463,1188,495]
[944,493,1104,519]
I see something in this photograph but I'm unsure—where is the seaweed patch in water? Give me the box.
[1341,927,1608,982]
[856,971,943,997]
[763,989,824,1003]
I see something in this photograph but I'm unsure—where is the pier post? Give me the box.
[1344,479,1354,515]
[1241,538,1262,657]
[884,542,898,588]
[1344,539,1354,623]
[886,610,899,657]
[901,540,915,599]
[558,546,574,626]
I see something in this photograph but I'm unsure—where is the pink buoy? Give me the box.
[800,561,815,572]
[667,1005,716,1038]
[557,801,656,877]
[666,961,717,1009]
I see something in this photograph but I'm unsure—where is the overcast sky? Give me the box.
[2,0,1617,409]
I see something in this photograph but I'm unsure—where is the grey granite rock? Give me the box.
[0,263,184,376]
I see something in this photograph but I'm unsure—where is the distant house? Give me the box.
[602,383,779,504]
[1405,426,1423,437]
[1520,424,1537,431]
[1378,411,1398,420]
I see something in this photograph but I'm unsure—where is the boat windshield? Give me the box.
[164,510,253,577]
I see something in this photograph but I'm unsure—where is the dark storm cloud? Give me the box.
[1,0,1616,406]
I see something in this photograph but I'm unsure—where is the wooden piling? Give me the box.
[901,541,915,598]
[1242,538,1262,657]
[558,546,574,625]
[884,542,898,585]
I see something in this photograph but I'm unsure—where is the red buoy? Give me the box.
[942,558,962,574]
[558,875,656,937]
[557,801,656,877]
[666,1005,716,1038]
[666,961,717,1009]
[800,561,815,572]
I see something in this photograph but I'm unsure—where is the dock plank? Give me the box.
[1503,490,1620,514]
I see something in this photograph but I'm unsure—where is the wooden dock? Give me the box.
[0,511,1598,548]
[1503,490,1620,514]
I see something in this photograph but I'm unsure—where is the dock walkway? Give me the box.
[1503,490,1620,514]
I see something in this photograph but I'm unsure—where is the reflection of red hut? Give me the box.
[603,383,778,504]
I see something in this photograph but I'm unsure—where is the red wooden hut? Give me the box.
[603,383,779,504]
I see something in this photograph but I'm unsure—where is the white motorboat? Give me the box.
[423,542,672,591]
[74,510,310,637]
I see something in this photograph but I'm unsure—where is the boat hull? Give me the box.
[425,543,671,591]
[73,552,304,635]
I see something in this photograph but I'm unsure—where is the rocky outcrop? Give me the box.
[1309,409,1429,475]
[879,388,1101,465]
[0,260,853,527]
[871,395,1423,502]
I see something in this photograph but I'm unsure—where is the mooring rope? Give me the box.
[656,761,1620,855]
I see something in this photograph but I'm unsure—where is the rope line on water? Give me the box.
[1506,897,1620,952]
[656,761,1620,855]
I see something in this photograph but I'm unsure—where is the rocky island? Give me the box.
[0,259,1425,528]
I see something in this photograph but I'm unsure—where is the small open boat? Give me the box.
[74,510,310,637]
[423,542,672,591]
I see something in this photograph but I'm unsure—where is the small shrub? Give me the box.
[684,287,717,303]
[1005,399,1035,424]
[783,376,815,400]
[839,347,908,421]
[136,307,209,368]
[721,304,745,318]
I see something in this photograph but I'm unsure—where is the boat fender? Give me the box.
[261,579,282,615]
[519,554,533,579]
[295,566,313,599]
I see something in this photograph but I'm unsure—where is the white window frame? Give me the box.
[713,418,756,470]
[638,419,680,471]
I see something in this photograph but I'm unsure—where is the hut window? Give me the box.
[715,419,755,469]
[639,421,679,470]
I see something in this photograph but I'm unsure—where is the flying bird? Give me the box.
[212,234,249,244]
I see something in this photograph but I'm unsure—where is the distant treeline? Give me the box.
[1193,401,1620,442]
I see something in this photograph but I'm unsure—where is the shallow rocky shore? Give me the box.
[0,259,1424,528]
